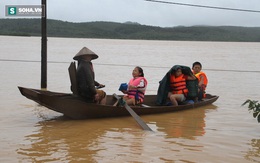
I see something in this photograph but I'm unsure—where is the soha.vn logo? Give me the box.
[6,5,44,17]
[8,7,17,15]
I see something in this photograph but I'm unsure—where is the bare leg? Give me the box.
[168,92,178,106]
[125,98,135,106]
[100,96,106,105]
[170,95,178,106]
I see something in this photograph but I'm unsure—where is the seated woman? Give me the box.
[168,66,196,106]
[120,66,148,106]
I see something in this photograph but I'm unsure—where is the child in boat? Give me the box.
[192,61,208,100]
[168,66,197,106]
[120,66,148,106]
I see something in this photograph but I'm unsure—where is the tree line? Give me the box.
[1,18,260,42]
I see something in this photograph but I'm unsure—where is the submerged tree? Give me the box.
[242,100,260,123]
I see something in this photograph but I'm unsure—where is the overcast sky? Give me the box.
[1,0,260,27]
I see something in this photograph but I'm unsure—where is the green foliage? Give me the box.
[1,18,260,42]
[242,99,260,123]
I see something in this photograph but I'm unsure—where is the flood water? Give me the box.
[1,36,260,162]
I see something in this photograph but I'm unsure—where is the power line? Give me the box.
[1,58,260,73]
[145,0,260,13]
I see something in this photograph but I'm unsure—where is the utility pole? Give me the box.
[41,0,47,89]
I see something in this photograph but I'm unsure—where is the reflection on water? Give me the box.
[15,98,260,162]
[245,139,260,162]
[16,105,218,162]
[17,117,158,162]
[149,105,218,139]
[17,118,105,162]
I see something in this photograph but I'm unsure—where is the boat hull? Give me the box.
[18,86,219,119]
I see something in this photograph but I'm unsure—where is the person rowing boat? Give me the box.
[73,47,106,105]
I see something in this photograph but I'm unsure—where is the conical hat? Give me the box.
[73,47,99,60]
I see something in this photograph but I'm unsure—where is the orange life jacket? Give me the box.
[194,71,208,98]
[194,71,208,86]
[127,77,147,103]
[170,74,188,95]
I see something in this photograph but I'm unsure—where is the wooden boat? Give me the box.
[18,86,219,119]
[18,62,218,120]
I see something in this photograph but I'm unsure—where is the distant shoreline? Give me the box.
[1,18,260,42]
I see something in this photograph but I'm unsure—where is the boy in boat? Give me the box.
[192,61,208,101]
[73,47,106,105]
[168,65,197,106]
[119,66,148,106]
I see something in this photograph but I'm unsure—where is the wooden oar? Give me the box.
[113,93,152,131]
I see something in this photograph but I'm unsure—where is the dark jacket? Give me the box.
[76,60,99,99]
[156,65,198,105]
